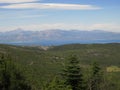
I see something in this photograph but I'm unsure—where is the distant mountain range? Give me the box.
[0,29,120,46]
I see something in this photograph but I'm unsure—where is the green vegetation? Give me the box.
[0,43,120,90]
[88,62,103,90]
[0,54,31,90]
[62,55,84,90]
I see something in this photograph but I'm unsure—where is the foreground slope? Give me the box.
[0,43,120,89]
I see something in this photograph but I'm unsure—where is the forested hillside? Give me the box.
[0,43,120,90]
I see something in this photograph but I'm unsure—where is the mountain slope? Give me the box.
[0,29,120,45]
[0,43,120,89]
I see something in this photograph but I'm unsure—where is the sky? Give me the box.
[0,0,120,32]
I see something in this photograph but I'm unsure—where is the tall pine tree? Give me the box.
[88,62,103,90]
[62,55,84,90]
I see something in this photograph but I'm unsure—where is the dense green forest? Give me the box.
[0,43,120,90]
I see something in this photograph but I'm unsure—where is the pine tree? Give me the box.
[43,76,71,90]
[0,54,31,90]
[62,55,84,90]
[89,62,103,90]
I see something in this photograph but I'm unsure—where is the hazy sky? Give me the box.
[0,0,120,32]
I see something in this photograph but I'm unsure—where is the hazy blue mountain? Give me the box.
[0,29,120,46]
